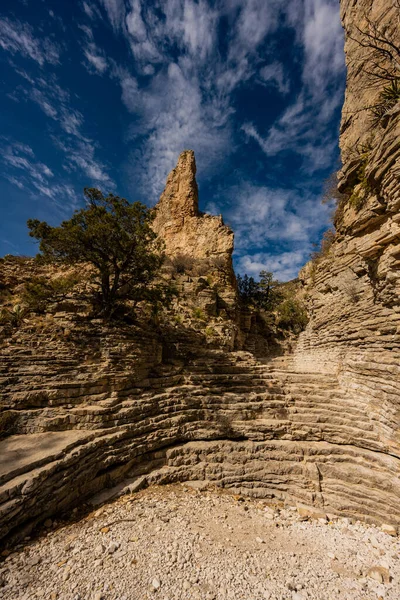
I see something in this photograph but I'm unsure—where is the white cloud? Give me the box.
[82,1,101,19]
[220,180,332,280]
[10,67,114,189]
[84,47,108,73]
[3,144,54,185]
[236,250,308,281]
[118,61,233,199]
[110,0,294,196]
[241,0,345,171]
[259,62,290,95]
[79,23,108,75]
[105,0,344,197]
[53,138,114,188]
[0,18,60,65]
[99,0,126,31]
[1,140,79,213]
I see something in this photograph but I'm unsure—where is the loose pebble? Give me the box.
[1,484,399,600]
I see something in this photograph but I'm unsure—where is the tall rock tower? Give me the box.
[152,150,234,269]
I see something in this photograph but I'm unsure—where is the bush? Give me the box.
[22,274,79,313]
[311,229,336,261]
[0,304,27,327]
[171,254,195,275]
[192,307,206,321]
[276,298,308,333]
[371,79,400,127]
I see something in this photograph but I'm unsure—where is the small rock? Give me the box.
[292,593,307,600]
[367,566,390,584]
[100,527,110,534]
[107,541,120,554]
[381,523,397,537]
[256,537,264,544]
[57,560,67,567]
[44,519,53,529]
[27,556,41,567]
[152,578,161,590]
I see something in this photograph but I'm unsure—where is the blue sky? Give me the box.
[0,0,345,280]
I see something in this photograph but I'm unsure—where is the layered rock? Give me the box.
[293,0,400,508]
[2,342,400,544]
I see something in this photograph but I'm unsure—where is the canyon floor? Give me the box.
[1,484,399,600]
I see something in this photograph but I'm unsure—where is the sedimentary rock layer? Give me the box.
[1,0,399,545]
[294,0,400,486]
[1,337,400,544]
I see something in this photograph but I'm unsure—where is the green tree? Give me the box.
[237,274,259,306]
[27,188,166,318]
[237,271,282,311]
[258,270,282,311]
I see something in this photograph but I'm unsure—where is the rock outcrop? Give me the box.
[153,149,237,314]
[153,150,234,268]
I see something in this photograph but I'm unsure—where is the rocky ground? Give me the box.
[1,484,399,600]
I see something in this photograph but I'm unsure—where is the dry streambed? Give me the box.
[1,484,399,600]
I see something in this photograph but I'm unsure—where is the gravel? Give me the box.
[1,484,399,600]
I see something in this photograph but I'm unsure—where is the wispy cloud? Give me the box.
[101,0,291,197]
[53,137,114,188]
[79,23,108,74]
[259,62,290,95]
[10,67,113,187]
[210,179,332,280]
[1,140,79,214]
[98,0,126,31]
[242,0,345,172]
[84,46,108,73]
[0,17,60,65]
[90,0,345,197]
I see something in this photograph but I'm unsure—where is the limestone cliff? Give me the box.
[294,0,400,496]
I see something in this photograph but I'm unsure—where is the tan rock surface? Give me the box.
[153,150,234,264]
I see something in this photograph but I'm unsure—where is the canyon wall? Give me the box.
[293,0,400,503]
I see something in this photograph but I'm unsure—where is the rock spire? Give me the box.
[152,150,234,264]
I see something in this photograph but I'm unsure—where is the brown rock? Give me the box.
[152,150,235,285]
[367,566,391,584]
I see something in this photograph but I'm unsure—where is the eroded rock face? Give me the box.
[153,150,234,269]
[293,0,400,500]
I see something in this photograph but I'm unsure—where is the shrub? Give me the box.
[22,274,79,314]
[171,254,195,275]
[371,79,400,127]
[192,307,206,320]
[311,229,336,261]
[0,304,27,327]
[276,298,308,333]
